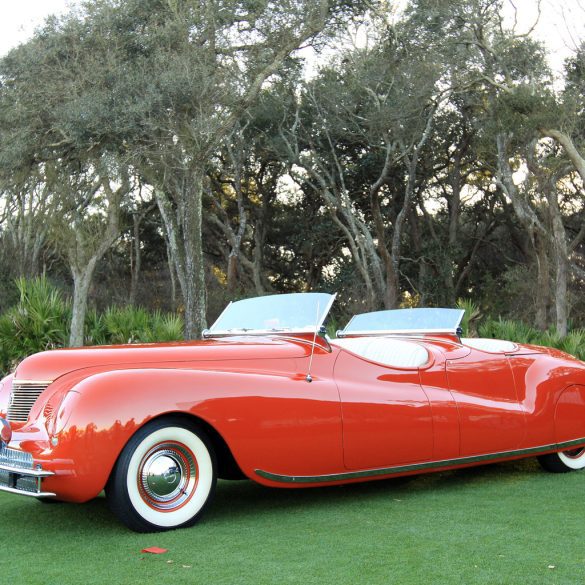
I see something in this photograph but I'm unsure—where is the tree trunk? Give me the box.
[182,170,207,339]
[226,253,239,294]
[166,239,177,310]
[129,212,142,306]
[536,128,585,336]
[540,129,585,184]
[526,139,570,335]
[548,196,569,336]
[496,134,551,329]
[534,233,550,331]
[388,106,437,308]
[69,258,97,347]
[66,174,123,347]
[445,151,463,305]
[155,188,187,297]
[251,218,267,295]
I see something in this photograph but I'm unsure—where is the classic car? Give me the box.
[1,292,585,533]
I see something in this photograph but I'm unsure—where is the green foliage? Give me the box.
[101,306,153,345]
[84,308,109,346]
[325,318,340,339]
[478,317,540,345]
[559,330,585,361]
[146,311,184,343]
[456,298,481,337]
[0,279,184,375]
[478,318,585,361]
[0,277,70,374]
[95,306,184,345]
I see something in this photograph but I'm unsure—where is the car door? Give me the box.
[333,338,434,470]
[447,352,527,456]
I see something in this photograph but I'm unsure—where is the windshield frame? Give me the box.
[202,292,337,338]
[337,308,465,338]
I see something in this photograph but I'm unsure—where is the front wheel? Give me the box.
[106,419,217,532]
[537,447,585,473]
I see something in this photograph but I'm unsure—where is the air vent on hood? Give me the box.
[7,381,52,423]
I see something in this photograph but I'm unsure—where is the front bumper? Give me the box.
[0,442,55,498]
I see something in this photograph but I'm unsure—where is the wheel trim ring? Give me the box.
[137,441,199,512]
[561,447,585,460]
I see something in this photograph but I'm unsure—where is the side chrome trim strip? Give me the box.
[255,438,585,484]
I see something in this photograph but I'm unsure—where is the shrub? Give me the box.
[101,306,153,344]
[559,329,585,361]
[145,311,184,342]
[84,308,109,346]
[456,298,481,337]
[478,318,541,345]
[478,318,585,360]
[0,279,185,376]
[93,307,183,344]
[90,306,184,345]
[0,277,70,374]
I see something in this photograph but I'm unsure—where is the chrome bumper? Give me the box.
[0,443,56,498]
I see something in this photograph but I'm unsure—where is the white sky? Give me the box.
[0,0,72,56]
[0,0,584,72]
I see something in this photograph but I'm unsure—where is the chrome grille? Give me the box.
[7,381,51,422]
[0,444,55,497]
[0,443,34,470]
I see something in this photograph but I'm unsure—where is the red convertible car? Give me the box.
[1,292,585,532]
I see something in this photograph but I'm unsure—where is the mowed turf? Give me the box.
[1,459,584,585]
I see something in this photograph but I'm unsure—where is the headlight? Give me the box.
[0,375,13,419]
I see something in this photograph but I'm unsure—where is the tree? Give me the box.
[0,10,135,345]
[278,17,447,309]
[77,0,370,337]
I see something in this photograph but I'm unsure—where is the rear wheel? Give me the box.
[106,419,216,532]
[538,447,585,473]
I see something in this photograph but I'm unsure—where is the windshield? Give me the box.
[203,293,335,337]
[339,308,464,337]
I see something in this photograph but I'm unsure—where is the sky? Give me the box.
[0,0,584,73]
[0,0,72,56]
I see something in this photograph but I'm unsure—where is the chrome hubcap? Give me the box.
[138,443,197,510]
[144,453,182,498]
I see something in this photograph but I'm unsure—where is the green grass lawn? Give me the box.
[1,459,584,585]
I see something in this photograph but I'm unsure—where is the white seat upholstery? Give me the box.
[462,338,517,353]
[332,337,429,368]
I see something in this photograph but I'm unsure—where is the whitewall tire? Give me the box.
[107,419,217,532]
[538,448,585,473]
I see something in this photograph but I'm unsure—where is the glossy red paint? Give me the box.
[334,348,434,469]
[1,331,585,507]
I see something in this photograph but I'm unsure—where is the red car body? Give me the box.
[1,296,584,532]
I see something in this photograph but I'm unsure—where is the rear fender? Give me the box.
[554,385,585,444]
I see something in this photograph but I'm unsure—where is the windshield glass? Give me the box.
[204,293,335,337]
[339,308,464,337]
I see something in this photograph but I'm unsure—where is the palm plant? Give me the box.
[0,277,70,374]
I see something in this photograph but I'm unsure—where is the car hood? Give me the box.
[13,337,311,382]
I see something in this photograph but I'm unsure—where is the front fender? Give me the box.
[41,365,343,500]
[42,368,261,501]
